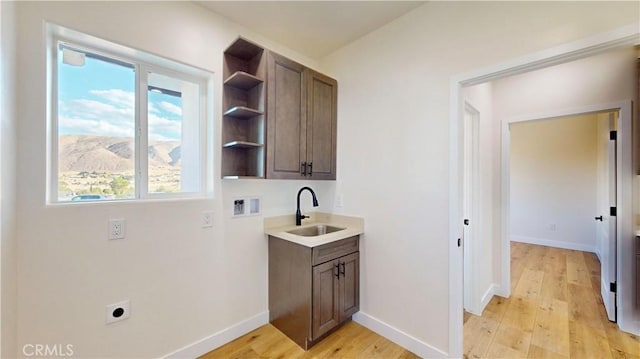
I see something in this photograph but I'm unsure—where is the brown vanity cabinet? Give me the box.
[269,235,359,349]
[266,52,337,180]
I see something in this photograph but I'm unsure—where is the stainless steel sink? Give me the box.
[286,224,345,237]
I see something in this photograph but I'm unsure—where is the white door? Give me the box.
[596,112,617,322]
[462,104,479,313]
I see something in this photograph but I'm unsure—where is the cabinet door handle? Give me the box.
[334,263,340,279]
[308,162,313,176]
[300,162,307,176]
[340,262,345,277]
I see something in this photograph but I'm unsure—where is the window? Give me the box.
[48,27,211,203]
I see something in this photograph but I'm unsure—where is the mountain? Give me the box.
[58,135,181,173]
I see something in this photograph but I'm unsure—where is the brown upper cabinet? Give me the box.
[221,37,337,180]
[266,52,337,180]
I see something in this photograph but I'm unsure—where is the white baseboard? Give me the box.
[163,311,269,358]
[511,235,596,253]
[480,284,498,312]
[466,283,498,316]
[353,311,448,358]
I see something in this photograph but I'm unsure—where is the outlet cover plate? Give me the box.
[108,219,125,240]
[201,211,213,228]
[106,299,130,324]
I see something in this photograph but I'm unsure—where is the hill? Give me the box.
[58,135,181,173]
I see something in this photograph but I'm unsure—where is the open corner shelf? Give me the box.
[224,71,263,90]
[223,106,263,119]
[221,37,267,179]
[223,141,263,149]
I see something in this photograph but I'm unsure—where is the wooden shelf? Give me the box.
[224,71,263,90]
[223,141,263,149]
[224,106,263,119]
[222,175,265,180]
[224,37,264,60]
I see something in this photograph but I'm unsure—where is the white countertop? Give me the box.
[264,212,364,247]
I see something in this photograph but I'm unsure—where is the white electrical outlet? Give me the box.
[108,219,125,240]
[105,300,130,324]
[202,211,213,228]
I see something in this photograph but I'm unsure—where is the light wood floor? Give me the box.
[200,320,420,359]
[464,242,640,359]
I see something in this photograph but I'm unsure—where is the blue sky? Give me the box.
[58,50,183,141]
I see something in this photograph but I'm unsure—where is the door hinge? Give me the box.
[463,219,470,226]
[457,238,461,247]
[610,282,617,293]
[610,207,617,216]
[609,130,617,141]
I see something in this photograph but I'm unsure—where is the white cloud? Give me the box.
[60,89,135,138]
[60,88,180,140]
[158,101,182,116]
[148,113,181,140]
[89,89,135,109]
[59,116,134,138]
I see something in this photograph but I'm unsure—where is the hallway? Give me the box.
[464,242,640,358]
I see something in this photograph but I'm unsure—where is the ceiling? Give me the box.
[197,1,426,59]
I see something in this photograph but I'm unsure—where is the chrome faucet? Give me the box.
[296,187,319,225]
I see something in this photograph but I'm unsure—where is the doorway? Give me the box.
[508,110,619,322]
[448,26,638,357]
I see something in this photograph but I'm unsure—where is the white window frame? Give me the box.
[46,23,213,204]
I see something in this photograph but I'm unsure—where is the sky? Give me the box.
[57,48,184,142]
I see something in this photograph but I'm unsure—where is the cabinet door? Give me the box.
[305,69,337,180]
[312,260,340,340]
[339,252,359,320]
[266,52,306,179]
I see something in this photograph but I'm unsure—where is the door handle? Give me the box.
[308,162,313,176]
[340,262,346,277]
[300,162,307,176]
[334,263,340,279]
[595,216,603,221]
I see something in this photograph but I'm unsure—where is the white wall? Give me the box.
[462,83,499,313]
[13,2,336,358]
[1,1,18,357]
[510,114,599,252]
[320,1,638,354]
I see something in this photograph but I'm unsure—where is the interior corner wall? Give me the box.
[1,0,18,357]
[319,1,638,354]
[509,114,599,252]
[462,83,499,312]
[13,2,335,358]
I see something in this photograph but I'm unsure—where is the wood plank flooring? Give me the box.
[200,321,420,359]
[464,242,640,359]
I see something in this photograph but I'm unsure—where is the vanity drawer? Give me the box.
[312,236,359,265]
